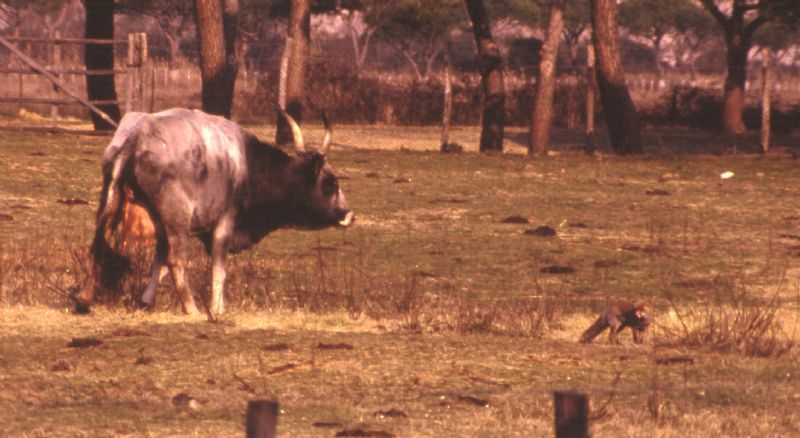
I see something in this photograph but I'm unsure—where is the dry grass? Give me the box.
[2,306,799,437]
[1,126,800,435]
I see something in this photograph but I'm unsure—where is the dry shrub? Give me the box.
[660,277,796,358]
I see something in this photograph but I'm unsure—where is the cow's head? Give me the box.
[280,109,354,230]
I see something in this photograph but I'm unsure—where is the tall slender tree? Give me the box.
[619,0,692,80]
[195,0,238,118]
[591,0,642,154]
[464,0,505,152]
[276,0,310,145]
[366,0,463,82]
[561,1,591,75]
[84,0,121,130]
[529,0,566,156]
[699,0,764,135]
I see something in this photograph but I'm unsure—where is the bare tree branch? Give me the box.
[700,0,729,29]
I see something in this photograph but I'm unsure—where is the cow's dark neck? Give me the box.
[231,138,306,252]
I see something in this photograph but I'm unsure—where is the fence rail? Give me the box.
[3,36,127,45]
[0,97,122,106]
[0,67,127,76]
[0,33,147,133]
[0,125,111,135]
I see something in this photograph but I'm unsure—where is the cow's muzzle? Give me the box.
[338,211,354,227]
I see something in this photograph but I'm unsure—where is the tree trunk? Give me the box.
[194,0,236,118]
[464,0,505,153]
[722,33,749,134]
[276,0,310,145]
[653,35,663,81]
[529,0,566,156]
[166,33,181,67]
[591,0,642,154]
[700,0,765,135]
[223,0,239,86]
[84,0,121,130]
[393,45,424,82]
[342,11,373,77]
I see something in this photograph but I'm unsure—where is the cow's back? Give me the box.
[129,109,252,232]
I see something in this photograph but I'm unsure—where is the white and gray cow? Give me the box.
[74,108,353,320]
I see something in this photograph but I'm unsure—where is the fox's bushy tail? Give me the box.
[579,317,609,343]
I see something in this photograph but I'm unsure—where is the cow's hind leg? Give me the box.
[166,232,200,316]
[208,215,234,321]
[139,229,168,309]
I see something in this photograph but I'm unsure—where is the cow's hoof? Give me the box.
[69,290,92,315]
[73,302,92,315]
[70,293,92,315]
[183,305,201,316]
[137,300,155,312]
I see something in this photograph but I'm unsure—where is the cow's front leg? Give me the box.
[166,232,200,316]
[208,216,233,321]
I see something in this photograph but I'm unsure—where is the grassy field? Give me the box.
[1,124,800,436]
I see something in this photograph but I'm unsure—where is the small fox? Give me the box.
[118,187,155,250]
[579,300,652,344]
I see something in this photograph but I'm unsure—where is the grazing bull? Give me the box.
[73,108,353,320]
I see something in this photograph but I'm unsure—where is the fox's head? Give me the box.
[634,303,652,325]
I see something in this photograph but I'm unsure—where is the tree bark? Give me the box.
[722,35,748,134]
[529,0,566,156]
[464,0,505,153]
[591,0,642,154]
[195,0,237,118]
[276,0,310,145]
[84,0,121,130]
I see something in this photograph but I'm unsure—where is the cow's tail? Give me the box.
[74,136,137,312]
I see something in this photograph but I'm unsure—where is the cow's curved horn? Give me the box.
[277,107,306,153]
[319,110,332,156]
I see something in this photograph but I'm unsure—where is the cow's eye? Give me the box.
[322,175,338,195]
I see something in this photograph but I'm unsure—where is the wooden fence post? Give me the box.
[554,390,589,438]
[50,31,61,129]
[126,33,134,114]
[761,48,771,154]
[440,55,452,151]
[126,32,148,113]
[138,32,148,112]
[585,45,596,154]
[246,399,278,438]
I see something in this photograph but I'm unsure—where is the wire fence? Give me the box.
[2,35,800,131]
